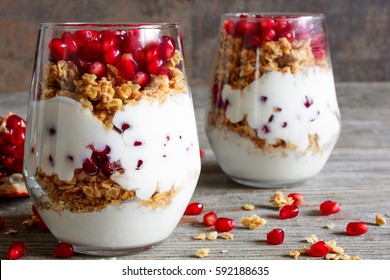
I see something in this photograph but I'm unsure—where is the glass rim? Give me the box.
[222,12,325,20]
[38,22,179,30]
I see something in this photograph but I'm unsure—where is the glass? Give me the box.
[24,23,201,256]
[206,13,341,187]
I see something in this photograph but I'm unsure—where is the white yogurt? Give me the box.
[26,92,201,249]
[207,67,340,185]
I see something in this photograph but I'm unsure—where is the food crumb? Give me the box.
[241,214,267,230]
[306,234,318,243]
[193,233,206,240]
[326,223,335,229]
[243,204,255,211]
[221,232,234,239]
[376,214,386,226]
[289,250,301,259]
[270,191,294,208]
[196,248,210,258]
[3,229,18,235]
[206,231,218,240]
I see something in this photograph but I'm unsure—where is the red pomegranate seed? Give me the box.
[0,216,5,229]
[184,202,203,215]
[203,211,217,227]
[243,35,262,49]
[6,114,26,131]
[279,204,299,219]
[319,200,341,216]
[136,159,143,170]
[274,17,289,32]
[310,240,330,257]
[144,41,160,62]
[116,53,138,80]
[100,32,117,52]
[82,158,98,175]
[159,35,176,62]
[234,20,247,37]
[223,20,235,36]
[88,62,107,78]
[134,141,143,146]
[6,241,26,260]
[267,228,285,245]
[73,30,93,46]
[288,193,304,206]
[103,47,121,65]
[49,38,68,61]
[131,71,150,88]
[146,58,164,75]
[346,222,368,236]
[61,32,79,55]
[278,26,295,42]
[261,28,276,41]
[243,22,261,36]
[215,217,235,232]
[260,19,275,29]
[82,40,102,61]
[158,66,173,79]
[54,242,74,258]
[122,33,142,54]
[199,148,205,158]
[11,126,26,146]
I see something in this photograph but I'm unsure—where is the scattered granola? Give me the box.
[306,234,319,244]
[243,204,255,211]
[326,223,335,229]
[3,229,18,235]
[289,250,301,259]
[193,233,206,241]
[270,191,294,208]
[206,231,218,240]
[221,232,234,240]
[241,214,267,230]
[376,214,386,226]
[196,248,210,258]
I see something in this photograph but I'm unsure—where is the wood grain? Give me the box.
[1,82,390,259]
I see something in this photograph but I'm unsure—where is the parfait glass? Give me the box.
[206,13,341,187]
[24,23,201,256]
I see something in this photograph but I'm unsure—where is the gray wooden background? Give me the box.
[0,0,389,94]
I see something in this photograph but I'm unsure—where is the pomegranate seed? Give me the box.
[82,40,102,61]
[146,58,163,75]
[319,200,341,216]
[132,47,146,65]
[2,143,14,155]
[346,222,369,236]
[100,32,117,52]
[215,217,235,232]
[134,141,143,146]
[279,205,299,219]
[199,148,205,158]
[122,33,142,54]
[159,35,176,62]
[260,19,275,29]
[274,17,289,32]
[203,211,217,227]
[261,28,276,41]
[103,47,121,65]
[61,32,79,55]
[6,114,25,131]
[243,35,262,49]
[82,158,98,175]
[278,26,295,42]
[10,127,25,146]
[312,47,326,60]
[54,242,74,258]
[144,41,160,62]
[48,38,68,61]
[267,228,285,245]
[287,193,304,206]
[116,53,138,80]
[223,20,235,36]
[0,216,5,229]
[243,22,261,36]
[88,62,107,78]
[6,242,26,260]
[73,30,94,46]
[73,55,92,72]
[261,124,271,134]
[310,240,330,257]
[131,71,150,88]
[158,66,173,79]
[184,202,203,215]
[136,159,143,170]
[304,96,313,108]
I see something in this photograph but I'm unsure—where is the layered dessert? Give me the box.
[206,14,341,186]
[25,25,200,253]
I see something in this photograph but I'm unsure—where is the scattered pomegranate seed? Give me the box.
[288,193,304,206]
[203,211,217,227]
[267,228,285,245]
[6,241,27,260]
[279,205,299,219]
[319,200,341,216]
[184,202,203,215]
[346,222,369,236]
[54,242,74,258]
[215,217,235,232]
[310,240,330,257]
[199,148,205,158]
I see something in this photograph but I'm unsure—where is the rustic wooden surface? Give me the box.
[0,82,390,260]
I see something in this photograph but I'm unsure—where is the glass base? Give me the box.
[72,240,164,257]
[229,175,308,188]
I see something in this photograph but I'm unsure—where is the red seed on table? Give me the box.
[320,200,341,216]
[215,217,235,232]
[346,222,369,236]
[310,240,330,257]
[54,242,74,258]
[184,202,203,215]
[267,228,285,245]
[279,204,299,219]
[203,211,217,227]
[6,241,27,260]
[287,193,304,206]
[199,149,205,158]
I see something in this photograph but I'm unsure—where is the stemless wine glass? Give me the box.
[206,13,341,187]
[24,23,201,256]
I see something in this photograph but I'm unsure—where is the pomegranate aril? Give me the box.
[13,145,24,160]
[267,228,285,245]
[82,158,98,175]
[6,114,26,131]
[234,20,247,37]
[6,241,27,260]
[243,35,262,49]
[122,33,143,54]
[310,240,330,257]
[260,19,275,29]
[116,53,138,80]
[274,17,289,32]
[61,32,79,55]
[224,20,235,36]
[131,71,150,88]
[146,58,163,75]
[261,28,276,41]
[288,193,304,206]
[136,159,143,170]
[346,222,368,236]
[199,148,205,158]
[159,35,176,62]
[144,41,160,62]
[101,33,117,52]
[103,47,121,65]
[278,26,295,42]
[203,211,217,227]
[88,62,107,78]
[134,141,143,146]
[184,202,203,215]
[82,40,102,61]
[279,204,299,219]
[2,144,14,155]
[215,217,235,232]
[319,200,341,216]
[73,30,94,46]
[158,66,173,79]
[49,38,68,61]
[54,242,74,258]
[73,55,92,72]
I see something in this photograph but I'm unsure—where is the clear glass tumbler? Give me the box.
[206,13,341,187]
[24,23,201,256]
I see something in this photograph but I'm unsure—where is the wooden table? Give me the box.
[1,82,389,260]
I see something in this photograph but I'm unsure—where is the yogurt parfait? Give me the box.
[25,23,200,255]
[206,14,340,187]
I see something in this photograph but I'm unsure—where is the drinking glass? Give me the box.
[24,23,201,256]
[206,13,340,187]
